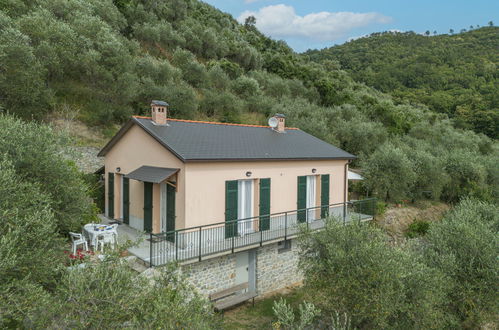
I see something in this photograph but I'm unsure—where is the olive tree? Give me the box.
[423,198,499,327]
[0,115,97,233]
[299,220,450,329]
[361,142,416,201]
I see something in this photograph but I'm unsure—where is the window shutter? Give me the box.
[166,184,176,242]
[259,178,271,231]
[123,177,129,224]
[225,180,238,238]
[108,173,114,219]
[297,176,307,223]
[321,175,330,218]
[143,182,153,233]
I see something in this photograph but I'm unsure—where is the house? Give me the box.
[98,101,375,298]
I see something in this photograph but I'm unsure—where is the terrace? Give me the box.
[106,198,376,267]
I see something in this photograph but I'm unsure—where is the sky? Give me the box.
[202,0,499,52]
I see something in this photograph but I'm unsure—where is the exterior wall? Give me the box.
[104,124,185,233]
[183,160,348,228]
[256,241,302,294]
[182,239,302,297]
[183,254,237,295]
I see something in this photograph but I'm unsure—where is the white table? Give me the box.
[83,224,117,248]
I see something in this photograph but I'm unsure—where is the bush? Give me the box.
[47,261,220,329]
[405,220,430,238]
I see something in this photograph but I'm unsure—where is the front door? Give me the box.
[108,173,114,219]
[235,251,249,288]
[238,180,254,235]
[161,183,176,240]
[123,177,129,224]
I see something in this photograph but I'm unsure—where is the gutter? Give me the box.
[343,159,352,224]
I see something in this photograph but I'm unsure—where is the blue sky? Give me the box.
[202,0,499,52]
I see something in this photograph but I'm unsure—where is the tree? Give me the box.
[244,15,256,28]
[425,30,430,36]
[299,221,450,329]
[488,21,494,26]
[49,262,220,329]
[361,142,416,201]
[0,25,51,119]
[423,198,499,327]
[449,28,454,34]
[0,115,97,233]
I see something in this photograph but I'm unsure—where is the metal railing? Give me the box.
[149,198,376,266]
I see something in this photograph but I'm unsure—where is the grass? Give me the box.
[222,286,306,329]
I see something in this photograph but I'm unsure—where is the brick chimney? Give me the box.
[274,113,286,133]
[151,100,169,125]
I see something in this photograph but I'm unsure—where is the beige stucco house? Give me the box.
[98,101,376,302]
[98,101,356,238]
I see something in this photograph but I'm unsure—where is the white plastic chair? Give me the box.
[96,232,116,252]
[69,232,88,254]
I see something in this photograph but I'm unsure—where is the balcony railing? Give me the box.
[149,198,376,266]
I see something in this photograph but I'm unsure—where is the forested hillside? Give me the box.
[304,28,499,138]
[0,0,497,203]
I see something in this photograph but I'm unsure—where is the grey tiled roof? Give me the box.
[125,166,179,183]
[127,117,355,161]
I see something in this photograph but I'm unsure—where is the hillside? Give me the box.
[304,28,499,138]
[0,0,497,203]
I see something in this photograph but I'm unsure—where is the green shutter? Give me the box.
[297,176,307,223]
[108,173,114,219]
[259,178,271,231]
[143,182,153,233]
[321,175,330,218]
[123,177,130,224]
[166,184,176,242]
[225,180,238,238]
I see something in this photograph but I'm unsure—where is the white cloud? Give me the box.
[238,4,391,41]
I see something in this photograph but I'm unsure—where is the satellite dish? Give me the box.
[268,117,278,128]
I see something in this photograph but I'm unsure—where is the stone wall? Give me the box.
[182,253,236,295]
[256,240,303,294]
[182,239,303,297]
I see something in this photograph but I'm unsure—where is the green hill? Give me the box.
[304,28,499,138]
[0,0,497,203]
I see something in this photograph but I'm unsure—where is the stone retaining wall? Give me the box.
[182,253,236,295]
[182,239,303,297]
[256,240,303,294]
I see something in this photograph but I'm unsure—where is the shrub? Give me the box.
[47,261,220,329]
[405,220,430,238]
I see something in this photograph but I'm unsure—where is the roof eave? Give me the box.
[184,156,356,162]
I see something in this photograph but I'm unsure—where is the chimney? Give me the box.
[151,100,169,125]
[274,113,286,133]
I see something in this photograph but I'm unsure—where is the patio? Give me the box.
[97,198,376,267]
[98,215,151,263]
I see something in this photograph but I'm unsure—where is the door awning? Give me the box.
[347,170,364,181]
[125,166,179,183]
